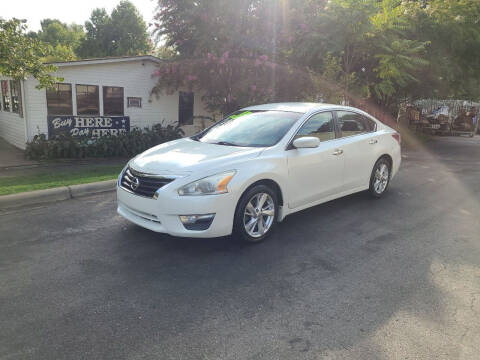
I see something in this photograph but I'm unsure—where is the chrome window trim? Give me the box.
[335,110,378,139]
[285,108,380,150]
[285,110,339,150]
[332,131,377,140]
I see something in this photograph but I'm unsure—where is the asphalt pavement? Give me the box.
[1,136,480,360]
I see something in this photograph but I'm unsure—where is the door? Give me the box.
[179,91,194,125]
[287,111,345,209]
[335,111,379,190]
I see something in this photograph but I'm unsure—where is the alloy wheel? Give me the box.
[373,163,389,194]
[243,192,275,238]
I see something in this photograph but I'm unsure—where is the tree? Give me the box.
[32,19,85,61]
[78,9,111,58]
[109,1,151,56]
[78,1,151,58]
[0,18,60,88]
[406,0,480,100]
[152,53,316,115]
[152,0,479,117]
[152,0,318,114]
[368,0,430,108]
[36,19,84,49]
[154,46,177,60]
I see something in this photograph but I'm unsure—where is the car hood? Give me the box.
[129,138,264,175]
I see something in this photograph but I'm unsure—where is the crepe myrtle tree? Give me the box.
[151,0,317,115]
[0,18,60,88]
[151,51,316,115]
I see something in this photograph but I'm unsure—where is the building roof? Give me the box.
[45,55,162,67]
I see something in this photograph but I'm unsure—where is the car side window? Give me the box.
[337,111,375,137]
[294,112,336,142]
[362,115,377,132]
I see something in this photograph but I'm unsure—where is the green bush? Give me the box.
[25,123,185,160]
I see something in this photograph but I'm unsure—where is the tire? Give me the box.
[369,157,391,198]
[233,184,278,243]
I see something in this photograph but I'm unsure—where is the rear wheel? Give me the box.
[369,158,391,198]
[233,184,278,243]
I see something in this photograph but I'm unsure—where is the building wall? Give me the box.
[24,60,213,141]
[0,77,27,149]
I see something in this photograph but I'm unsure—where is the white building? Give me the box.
[0,55,213,149]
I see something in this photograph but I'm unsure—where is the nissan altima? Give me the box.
[117,103,401,242]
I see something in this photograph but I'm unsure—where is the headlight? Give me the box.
[178,171,236,196]
[118,164,129,185]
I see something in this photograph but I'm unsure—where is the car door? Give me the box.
[335,111,379,190]
[286,111,345,209]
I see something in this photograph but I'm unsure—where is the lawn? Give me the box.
[0,164,124,196]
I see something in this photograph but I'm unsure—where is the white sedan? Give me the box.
[117,103,401,242]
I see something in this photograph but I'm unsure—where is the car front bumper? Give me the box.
[116,185,237,238]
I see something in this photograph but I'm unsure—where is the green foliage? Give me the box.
[153,0,318,114]
[153,0,480,115]
[25,123,184,160]
[152,55,317,115]
[319,53,350,103]
[3,0,479,118]
[406,0,480,100]
[32,19,85,62]
[374,40,430,100]
[0,165,123,196]
[2,1,153,87]
[45,44,77,62]
[78,0,151,58]
[37,19,85,47]
[154,46,177,60]
[24,1,152,62]
[0,18,61,88]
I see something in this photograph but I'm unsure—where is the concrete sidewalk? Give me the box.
[0,137,39,168]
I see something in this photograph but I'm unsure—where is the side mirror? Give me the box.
[292,136,320,149]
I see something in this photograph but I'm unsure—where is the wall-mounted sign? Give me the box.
[127,97,142,108]
[47,115,130,138]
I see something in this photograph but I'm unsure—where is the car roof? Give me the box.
[241,102,358,114]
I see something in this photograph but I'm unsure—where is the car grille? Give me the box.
[120,167,174,198]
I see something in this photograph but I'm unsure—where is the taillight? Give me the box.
[392,133,401,145]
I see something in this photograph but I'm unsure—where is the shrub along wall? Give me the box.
[25,123,184,160]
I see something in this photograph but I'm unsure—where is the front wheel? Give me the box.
[369,158,391,198]
[233,184,278,243]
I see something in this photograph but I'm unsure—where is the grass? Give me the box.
[0,164,124,196]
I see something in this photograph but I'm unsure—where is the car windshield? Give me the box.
[196,110,302,147]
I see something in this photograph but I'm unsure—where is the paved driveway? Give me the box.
[1,136,479,360]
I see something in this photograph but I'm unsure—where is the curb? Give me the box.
[0,179,117,210]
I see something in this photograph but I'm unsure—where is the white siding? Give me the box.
[24,60,213,140]
[0,77,27,149]
[24,77,48,139]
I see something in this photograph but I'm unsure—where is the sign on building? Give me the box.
[47,116,130,138]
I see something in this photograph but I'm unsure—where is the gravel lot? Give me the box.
[1,136,479,360]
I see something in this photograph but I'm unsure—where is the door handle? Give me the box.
[332,149,344,156]
[369,139,378,144]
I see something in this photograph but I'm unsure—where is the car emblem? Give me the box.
[130,176,140,191]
